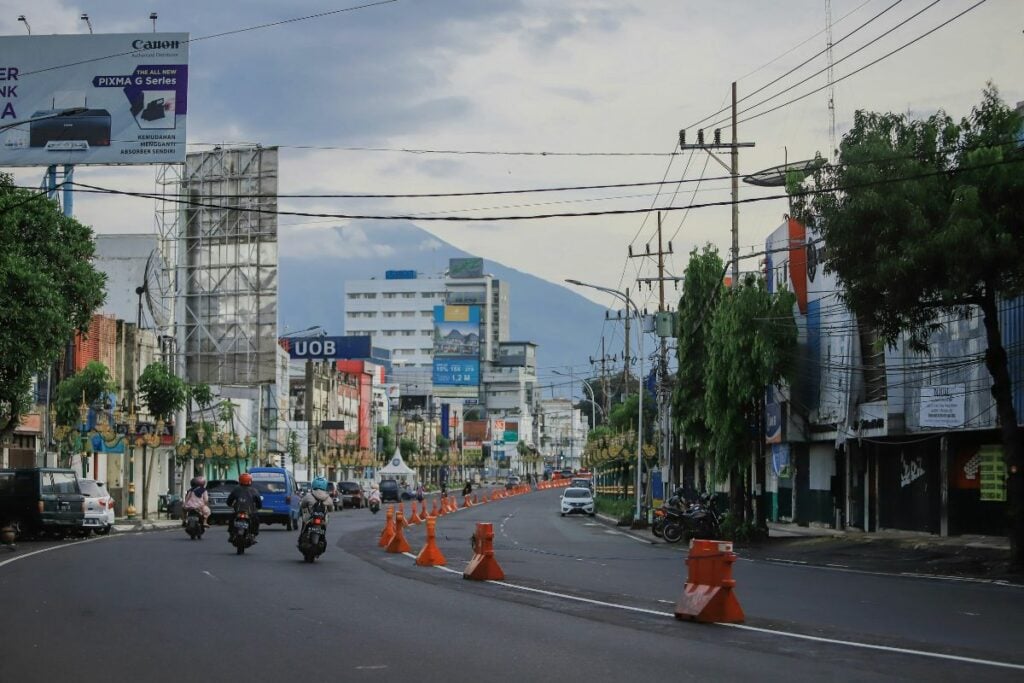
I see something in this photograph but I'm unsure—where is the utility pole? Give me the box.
[678,81,755,290]
[590,337,616,421]
[629,213,675,500]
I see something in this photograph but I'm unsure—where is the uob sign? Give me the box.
[283,335,371,360]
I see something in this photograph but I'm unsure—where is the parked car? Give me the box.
[296,481,311,495]
[206,479,239,524]
[0,468,85,539]
[505,475,522,490]
[570,477,593,491]
[337,481,365,508]
[379,479,401,503]
[79,478,115,535]
[560,487,595,517]
[326,481,340,507]
[248,467,302,530]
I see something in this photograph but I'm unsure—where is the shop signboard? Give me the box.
[919,384,966,428]
[0,33,189,166]
[978,445,1006,502]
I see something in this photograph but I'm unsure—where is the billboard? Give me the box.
[0,33,188,166]
[432,305,480,398]
[449,257,484,279]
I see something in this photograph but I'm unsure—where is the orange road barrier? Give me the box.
[463,495,472,508]
[463,522,505,581]
[409,502,423,525]
[422,500,431,519]
[473,494,480,505]
[674,540,745,624]
[378,506,396,547]
[386,507,412,554]
[415,517,447,567]
[440,496,450,514]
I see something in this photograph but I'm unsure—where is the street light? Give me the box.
[17,15,30,34]
[566,278,645,525]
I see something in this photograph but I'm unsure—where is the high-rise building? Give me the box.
[445,258,510,364]
[343,270,446,371]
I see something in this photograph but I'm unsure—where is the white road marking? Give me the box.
[406,553,1024,671]
[0,535,106,568]
[202,570,219,580]
[603,529,653,544]
[355,665,388,670]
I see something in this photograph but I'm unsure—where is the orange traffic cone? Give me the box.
[386,507,411,554]
[463,522,504,580]
[422,500,431,519]
[409,502,422,525]
[463,495,472,509]
[438,496,448,516]
[378,506,396,547]
[415,517,447,567]
[430,498,439,517]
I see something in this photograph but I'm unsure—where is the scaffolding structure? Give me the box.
[156,145,279,386]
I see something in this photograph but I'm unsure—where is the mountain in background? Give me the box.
[278,221,610,374]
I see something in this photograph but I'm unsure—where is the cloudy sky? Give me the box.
[2,0,1021,313]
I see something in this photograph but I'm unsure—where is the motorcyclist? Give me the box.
[462,481,472,497]
[300,477,334,533]
[367,484,382,508]
[226,472,262,541]
[182,475,210,527]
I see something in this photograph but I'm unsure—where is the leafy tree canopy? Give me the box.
[137,362,188,421]
[791,83,1024,350]
[673,245,726,459]
[705,274,797,478]
[54,361,114,427]
[0,174,106,436]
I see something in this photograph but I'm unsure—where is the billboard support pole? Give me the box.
[62,165,74,216]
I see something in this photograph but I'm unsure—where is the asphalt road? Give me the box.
[1,488,1021,682]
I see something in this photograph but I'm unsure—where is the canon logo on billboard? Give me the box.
[132,39,180,50]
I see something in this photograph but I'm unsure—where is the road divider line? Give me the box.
[0,535,106,568]
[718,623,1024,672]
[399,551,1024,671]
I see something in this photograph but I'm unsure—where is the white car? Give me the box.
[560,487,595,517]
[79,479,115,535]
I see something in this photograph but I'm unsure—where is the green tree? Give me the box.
[377,424,395,459]
[608,394,656,437]
[673,245,726,471]
[790,84,1024,566]
[399,437,419,459]
[138,362,188,421]
[53,362,114,466]
[0,174,106,438]
[705,274,797,523]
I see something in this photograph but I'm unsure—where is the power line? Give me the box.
[687,0,906,131]
[713,0,988,129]
[20,1,400,77]
[65,155,1024,222]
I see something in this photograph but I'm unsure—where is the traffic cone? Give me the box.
[415,517,447,567]
[463,495,472,508]
[409,502,422,525]
[422,500,431,519]
[437,496,448,516]
[463,522,504,581]
[386,507,411,553]
[430,498,439,517]
[378,506,396,547]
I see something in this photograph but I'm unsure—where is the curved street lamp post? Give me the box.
[566,279,644,525]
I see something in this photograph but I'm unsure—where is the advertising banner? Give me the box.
[919,384,966,428]
[448,257,484,279]
[432,305,480,397]
[0,33,188,166]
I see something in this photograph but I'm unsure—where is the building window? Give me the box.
[384,311,397,318]
[402,292,416,299]
[402,311,415,317]
[383,292,397,299]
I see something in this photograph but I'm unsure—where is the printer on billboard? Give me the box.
[30,109,112,148]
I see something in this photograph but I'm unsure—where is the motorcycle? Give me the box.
[681,493,722,541]
[229,511,255,555]
[184,509,205,540]
[297,503,327,563]
[368,498,381,514]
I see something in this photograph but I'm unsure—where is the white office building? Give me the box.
[343,271,447,372]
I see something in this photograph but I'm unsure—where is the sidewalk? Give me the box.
[746,522,1019,583]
